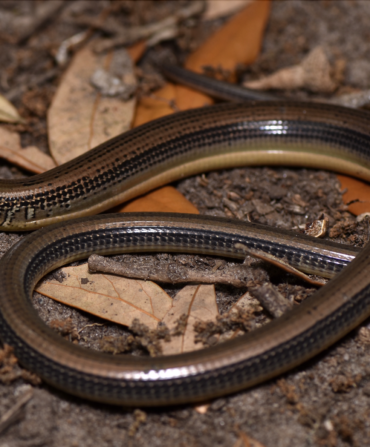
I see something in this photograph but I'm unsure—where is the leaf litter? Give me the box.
[37,267,264,357]
[48,41,137,165]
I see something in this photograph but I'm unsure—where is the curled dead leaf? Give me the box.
[0,94,25,124]
[0,127,56,174]
[337,174,370,215]
[244,46,337,93]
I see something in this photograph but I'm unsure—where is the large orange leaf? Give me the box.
[126,40,147,64]
[115,186,199,214]
[186,0,270,71]
[337,175,370,215]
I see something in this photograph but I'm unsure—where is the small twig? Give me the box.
[5,68,59,102]
[234,243,325,286]
[78,323,104,334]
[55,31,90,66]
[16,1,66,44]
[55,4,114,66]
[88,254,265,288]
[88,1,205,53]
[0,387,33,435]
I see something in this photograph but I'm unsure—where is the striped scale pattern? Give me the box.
[0,213,361,405]
[3,283,369,405]
[1,102,370,229]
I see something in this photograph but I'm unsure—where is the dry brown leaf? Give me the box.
[48,41,136,165]
[161,290,260,355]
[244,46,337,93]
[126,40,147,64]
[160,285,218,355]
[36,264,172,330]
[204,0,253,20]
[36,266,219,352]
[132,82,178,127]
[0,127,56,174]
[185,0,270,73]
[337,175,370,215]
[36,267,258,357]
[114,186,199,214]
[0,94,25,124]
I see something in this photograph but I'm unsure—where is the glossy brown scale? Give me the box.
[1,102,370,229]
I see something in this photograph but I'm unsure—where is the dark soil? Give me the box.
[1,1,370,446]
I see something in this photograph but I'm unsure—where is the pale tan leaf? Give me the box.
[161,285,218,355]
[36,264,172,330]
[204,0,253,20]
[48,41,136,165]
[0,127,56,174]
[0,94,25,124]
[244,46,336,93]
